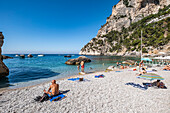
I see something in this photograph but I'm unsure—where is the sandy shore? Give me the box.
[0,67,170,113]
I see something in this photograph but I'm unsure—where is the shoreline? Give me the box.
[0,69,105,93]
[0,66,169,112]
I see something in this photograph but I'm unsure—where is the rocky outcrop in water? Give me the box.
[28,54,33,58]
[0,32,9,77]
[19,55,25,58]
[65,56,91,65]
[2,55,13,59]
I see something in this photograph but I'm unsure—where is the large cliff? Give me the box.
[0,32,9,77]
[79,0,170,56]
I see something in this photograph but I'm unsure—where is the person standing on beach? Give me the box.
[80,61,85,72]
[116,62,119,67]
[139,60,144,71]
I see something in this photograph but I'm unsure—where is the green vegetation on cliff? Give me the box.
[81,5,170,54]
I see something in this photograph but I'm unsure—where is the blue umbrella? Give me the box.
[141,58,152,62]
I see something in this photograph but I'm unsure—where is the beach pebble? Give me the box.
[0,67,169,113]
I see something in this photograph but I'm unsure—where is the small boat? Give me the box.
[38,54,44,57]
[64,55,71,57]
[15,54,19,57]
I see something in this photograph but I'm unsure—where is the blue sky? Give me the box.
[1,0,119,54]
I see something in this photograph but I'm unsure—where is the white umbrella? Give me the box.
[158,52,166,55]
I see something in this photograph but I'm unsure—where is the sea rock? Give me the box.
[20,55,25,58]
[2,55,13,59]
[0,32,9,77]
[65,56,91,65]
[28,54,33,58]
[64,55,71,57]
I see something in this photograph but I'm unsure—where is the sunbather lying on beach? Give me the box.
[155,80,167,89]
[120,65,124,69]
[38,80,59,102]
[163,65,170,70]
[137,68,147,76]
[144,80,167,89]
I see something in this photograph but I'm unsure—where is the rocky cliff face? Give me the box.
[98,0,167,34]
[0,32,9,77]
[80,0,170,56]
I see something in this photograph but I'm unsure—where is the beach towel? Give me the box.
[163,70,170,71]
[146,70,153,73]
[48,94,66,102]
[68,78,80,81]
[115,71,123,72]
[133,69,137,71]
[68,77,88,82]
[95,74,104,78]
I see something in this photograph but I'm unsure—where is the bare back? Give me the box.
[50,84,59,95]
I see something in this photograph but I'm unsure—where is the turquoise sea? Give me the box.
[1,54,140,89]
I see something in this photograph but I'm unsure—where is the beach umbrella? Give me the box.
[122,61,132,65]
[141,58,152,62]
[122,60,135,65]
[158,52,166,55]
[137,73,164,81]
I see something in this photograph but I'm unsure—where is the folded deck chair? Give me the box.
[48,94,66,102]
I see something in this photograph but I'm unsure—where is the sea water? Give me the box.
[1,54,139,89]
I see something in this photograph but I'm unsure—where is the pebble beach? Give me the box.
[0,67,170,113]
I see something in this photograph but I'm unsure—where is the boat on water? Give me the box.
[15,54,19,57]
[38,54,44,57]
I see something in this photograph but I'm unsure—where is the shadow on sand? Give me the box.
[59,90,70,95]
[0,77,14,88]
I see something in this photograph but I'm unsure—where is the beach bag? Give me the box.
[133,69,136,71]
[79,78,84,81]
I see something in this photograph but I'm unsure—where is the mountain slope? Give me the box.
[79,0,170,56]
